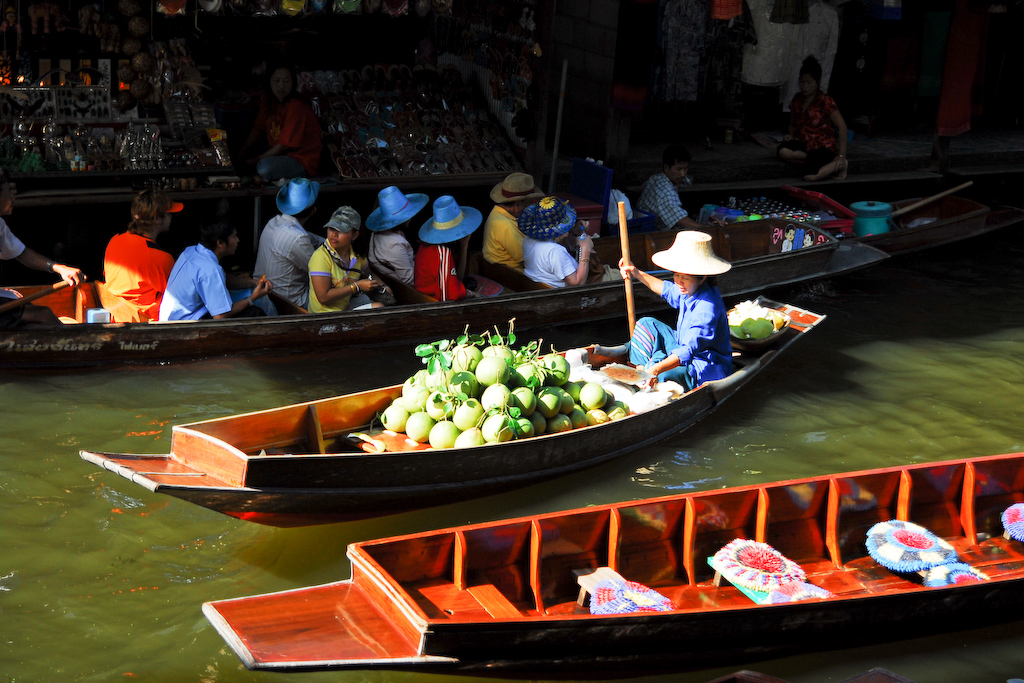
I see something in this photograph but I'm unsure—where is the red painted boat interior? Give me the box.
[204,453,1024,667]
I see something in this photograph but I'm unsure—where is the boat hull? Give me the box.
[82,301,825,526]
[2,221,876,369]
[202,451,1024,677]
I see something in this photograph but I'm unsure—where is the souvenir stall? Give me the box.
[0,0,545,280]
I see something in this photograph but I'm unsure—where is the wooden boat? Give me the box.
[201,451,1024,678]
[1,219,876,369]
[777,185,1024,255]
[853,195,1024,256]
[80,299,824,527]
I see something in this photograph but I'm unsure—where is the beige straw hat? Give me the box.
[651,231,732,275]
[490,172,544,205]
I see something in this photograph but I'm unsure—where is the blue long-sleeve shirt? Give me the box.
[661,280,733,384]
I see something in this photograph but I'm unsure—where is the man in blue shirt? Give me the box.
[159,221,272,321]
[637,145,705,231]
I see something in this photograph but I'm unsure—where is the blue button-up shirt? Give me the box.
[159,244,232,321]
[662,279,732,384]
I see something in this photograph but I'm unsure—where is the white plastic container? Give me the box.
[85,308,111,323]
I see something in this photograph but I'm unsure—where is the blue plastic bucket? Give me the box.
[850,201,893,236]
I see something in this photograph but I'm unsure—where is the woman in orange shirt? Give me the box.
[240,62,322,181]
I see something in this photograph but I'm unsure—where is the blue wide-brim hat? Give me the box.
[418,195,482,245]
[517,196,577,241]
[276,177,320,215]
[366,186,430,232]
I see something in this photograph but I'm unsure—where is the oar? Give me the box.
[0,281,73,315]
[890,180,974,219]
[617,201,636,337]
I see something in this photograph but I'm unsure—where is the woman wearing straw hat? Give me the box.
[365,185,429,286]
[618,231,733,390]
[415,195,482,301]
[518,196,595,288]
[482,172,544,272]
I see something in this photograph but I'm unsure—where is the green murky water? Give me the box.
[3,228,1024,683]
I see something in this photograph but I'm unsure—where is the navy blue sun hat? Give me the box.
[517,196,577,241]
[418,195,483,245]
[276,177,320,215]
[366,185,430,232]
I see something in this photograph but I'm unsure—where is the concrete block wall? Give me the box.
[549,0,619,163]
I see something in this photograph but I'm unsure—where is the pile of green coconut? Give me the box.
[378,324,631,449]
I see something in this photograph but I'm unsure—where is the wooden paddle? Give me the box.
[890,180,974,219]
[617,201,636,336]
[0,280,73,315]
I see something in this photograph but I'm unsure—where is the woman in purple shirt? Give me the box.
[618,231,733,390]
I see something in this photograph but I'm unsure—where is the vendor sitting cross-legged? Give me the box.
[617,231,733,391]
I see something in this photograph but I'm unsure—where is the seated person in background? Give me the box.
[482,172,544,272]
[253,177,323,310]
[238,62,322,182]
[638,144,704,231]
[0,166,85,328]
[308,206,389,313]
[519,197,596,288]
[777,56,848,182]
[415,195,482,301]
[102,189,182,322]
[617,231,732,390]
[159,220,272,321]
[365,185,427,286]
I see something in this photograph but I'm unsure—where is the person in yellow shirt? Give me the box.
[481,172,543,272]
[307,206,389,313]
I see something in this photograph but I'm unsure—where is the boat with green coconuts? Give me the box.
[81,302,824,527]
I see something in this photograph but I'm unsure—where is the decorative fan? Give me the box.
[865,520,956,573]
[589,577,673,615]
[921,562,988,588]
[712,539,806,592]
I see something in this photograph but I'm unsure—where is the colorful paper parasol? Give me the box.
[1001,502,1024,542]
[590,577,674,615]
[764,580,834,604]
[866,520,957,573]
[921,562,989,587]
[712,539,806,592]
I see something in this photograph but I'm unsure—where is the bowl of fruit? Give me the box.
[728,300,791,350]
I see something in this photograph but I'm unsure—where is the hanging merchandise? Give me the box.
[769,0,808,25]
[156,0,188,15]
[866,0,901,21]
[382,0,407,17]
[280,0,305,15]
[740,0,802,87]
[364,0,381,14]
[658,0,709,102]
[334,0,362,13]
[26,0,59,34]
[197,0,224,13]
[127,15,149,38]
[431,0,451,13]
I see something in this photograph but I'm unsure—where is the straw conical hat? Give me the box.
[651,231,731,275]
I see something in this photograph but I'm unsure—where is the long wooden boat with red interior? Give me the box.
[770,185,1024,255]
[80,299,824,527]
[202,451,1024,678]
[2,218,874,369]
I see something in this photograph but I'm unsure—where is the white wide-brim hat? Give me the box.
[651,231,731,275]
